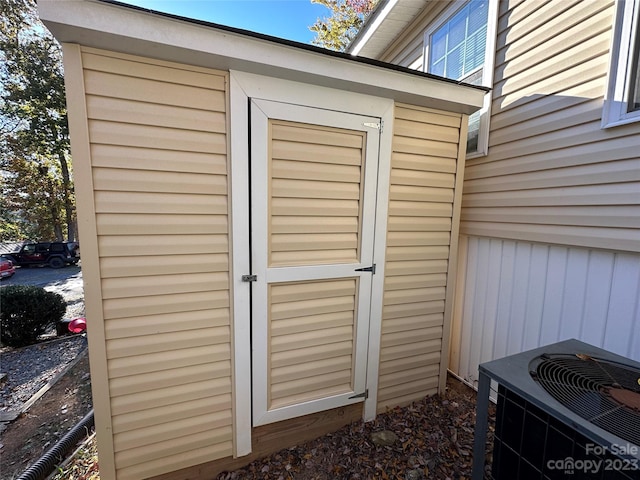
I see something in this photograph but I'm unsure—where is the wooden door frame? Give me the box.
[229,70,393,457]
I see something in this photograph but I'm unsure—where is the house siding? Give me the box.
[451,236,640,387]
[378,104,464,410]
[78,47,233,479]
[453,0,640,379]
[375,0,640,252]
[367,0,640,385]
[464,0,639,250]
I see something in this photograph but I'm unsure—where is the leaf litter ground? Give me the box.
[40,374,495,480]
[217,376,495,480]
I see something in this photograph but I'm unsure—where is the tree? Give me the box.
[0,0,76,242]
[310,0,379,52]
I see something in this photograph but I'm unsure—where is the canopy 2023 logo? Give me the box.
[546,444,639,475]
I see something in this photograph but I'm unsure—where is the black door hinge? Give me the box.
[355,264,376,274]
[349,389,369,400]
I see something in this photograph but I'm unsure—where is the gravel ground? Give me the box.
[1,265,87,414]
[0,335,88,412]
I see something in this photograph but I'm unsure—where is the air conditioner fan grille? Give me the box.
[532,353,640,447]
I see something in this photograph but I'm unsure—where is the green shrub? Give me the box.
[1,285,67,347]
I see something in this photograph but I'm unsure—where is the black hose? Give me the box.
[17,409,95,480]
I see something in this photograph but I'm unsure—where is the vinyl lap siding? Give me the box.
[265,121,365,411]
[81,48,232,479]
[269,121,365,266]
[462,0,640,252]
[269,279,357,409]
[378,105,462,410]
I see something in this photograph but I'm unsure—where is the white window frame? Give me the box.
[422,0,499,158]
[602,0,640,128]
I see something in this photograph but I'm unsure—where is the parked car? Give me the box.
[0,257,16,279]
[1,242,80,269]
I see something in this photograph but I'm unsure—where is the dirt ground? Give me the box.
[0,351,93,479]
[1,265,90,479]
[51,374,494,480]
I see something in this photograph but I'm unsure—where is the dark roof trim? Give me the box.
[98,0,489,93]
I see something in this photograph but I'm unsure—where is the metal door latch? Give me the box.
[355,264,376,274]
[242,274,257,282]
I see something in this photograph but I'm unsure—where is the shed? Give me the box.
[38,1,486,478]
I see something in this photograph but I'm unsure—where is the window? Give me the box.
[428,1,488,80]
[603,0,640,127]
[423,0,498,157]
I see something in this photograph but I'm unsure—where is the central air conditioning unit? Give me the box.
[471,339,640,480]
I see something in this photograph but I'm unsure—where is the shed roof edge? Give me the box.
[38,0,487,114]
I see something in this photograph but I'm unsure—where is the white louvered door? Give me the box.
[250,99,381,426]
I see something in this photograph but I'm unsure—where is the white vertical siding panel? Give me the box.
[507,242,531,356]
[539,246,568,345]
[493,240,516,360]
[603,254,640,354]
[451,237,640,387]
[457,237,478,384]
[448,236,466,375]
[558,249,589,341]
[629,289,640,360]
[479,239,502,366]
[522,244,548,351]
[466,238,490,377]
[580,251,615,346]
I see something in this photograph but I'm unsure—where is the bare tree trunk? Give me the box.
[58,152,76,241]
[54,223,64,241]
[51,200,63,241]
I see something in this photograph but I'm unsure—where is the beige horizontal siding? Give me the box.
[269,121,366,266]
[91,144,227,175]
[269,279,357,409]
[104,308,229,339]
[378,104,462,411]
[463,183,640,208]
[463,0,640,252]
[80,47,232,479]
[375,0,638,253]
[110,377,231,416]
[117,440,233,480]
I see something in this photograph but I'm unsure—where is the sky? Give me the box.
[120,0,330,44]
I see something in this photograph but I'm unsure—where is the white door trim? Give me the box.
[229,73,253,458]
[250,98,379,426]
[229,70,393,455]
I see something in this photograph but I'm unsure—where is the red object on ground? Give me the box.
[68,317,87,334]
